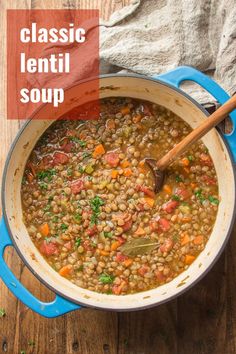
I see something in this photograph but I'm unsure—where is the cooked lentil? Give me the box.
[21,97,219,295]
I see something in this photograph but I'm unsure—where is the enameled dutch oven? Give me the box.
[0,66,236,318]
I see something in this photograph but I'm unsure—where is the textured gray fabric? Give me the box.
[100,0,236,103]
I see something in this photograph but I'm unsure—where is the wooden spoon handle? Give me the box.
[157,94,236,171]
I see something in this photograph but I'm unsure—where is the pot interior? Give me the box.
[3,75,235,310]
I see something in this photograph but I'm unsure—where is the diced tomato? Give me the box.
[175,188,191,201]
[162,200,179,213]
[201,175,217,185]
[142,103,152,116]
[104,152,120,167]
[150,219,159,232]
[122,219,133,232]
[112,284,122,295]
[61,139,73,153]
[40,240,58,257]
[64,241,72,250]
[116,252,128,263]
[83,240,93,251]
[40,155,53,168]
[112,281,126,295]
[136,203,145,211]
[160,238,173,253]
[87,225,97,236]
[136,185,155,198]
[70,179,84,194]
[117,236,126,244]
[200,153,213,166]
[155,270,166,282]
[159,218,170,232]
[66,129,76,137]
[138,265,149,276]
[53,152,69,165]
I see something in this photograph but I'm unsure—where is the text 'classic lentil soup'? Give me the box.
[21,98,219,295]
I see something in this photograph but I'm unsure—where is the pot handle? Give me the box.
[155,66,236,162]
[0,218,81,318]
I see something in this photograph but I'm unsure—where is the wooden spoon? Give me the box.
[146,94,236,193]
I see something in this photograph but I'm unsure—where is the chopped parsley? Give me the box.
[37,169,56,182]
[52,216,59,223]
[60,223,68,231]
[187,155,194,161]
[0,308,6,317]
[67,167,73,176]
[171,195,180,201]
[82,152,92,160]
[75,238,82,247]
[43,204,51,212]
[195,189,205,203]
[90,196,104,225]
[69,136,87,147]
[78,165,85,173]
[74,213,82,223]
[77,265,83,272]
[104,231,113,239]
[99,273,115,284]
[208,195,219,205]
[175,175,183,183]
[39,181,48,190]
[172,234,180,243]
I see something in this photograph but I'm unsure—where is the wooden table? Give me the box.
[1,1,236,353]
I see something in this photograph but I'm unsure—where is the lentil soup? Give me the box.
[21,98,219,295]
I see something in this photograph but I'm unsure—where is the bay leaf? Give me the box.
[119,238,159,257]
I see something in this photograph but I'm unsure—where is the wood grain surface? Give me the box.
[0,1,236,354]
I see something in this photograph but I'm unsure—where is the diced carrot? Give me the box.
[184,167,190,174]
[111,241,121,251]
[181,232,190,246]
[123,258,133,267]
[181,216,192,223]
[39,223,50,237]
[185,254,196,265]
[106,119,116,129]
[100,250,110,256]
[180,157,190,167]
[93,144,105,158]
[132,114,142,123]
[163,184,172,195]
[59,264,73,277]
[120,160,130,168]
[144,197,155,208]
[134,226,145,236]
[120,106,130,115]
[193,235,204,245]
[138,160,146,173]
[111,170,119,179]
[79,132,86,140]
[139,161,145,168]
[123,168,133,177]
[112,281,126,295]
[190,183,197,189]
